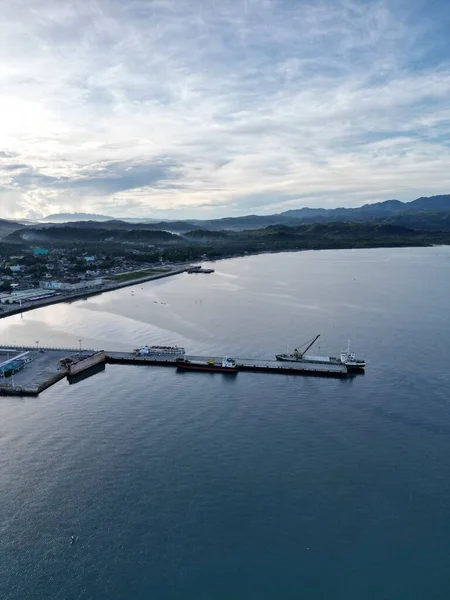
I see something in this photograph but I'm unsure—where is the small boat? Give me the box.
[276,335,365,371]
[176,357,238,373]
[187,267,215,274]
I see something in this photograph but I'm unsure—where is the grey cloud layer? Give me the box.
[0,0,449,218]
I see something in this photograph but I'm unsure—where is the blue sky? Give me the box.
[0,0,449,219]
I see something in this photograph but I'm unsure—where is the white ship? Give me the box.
[134,345,186,356]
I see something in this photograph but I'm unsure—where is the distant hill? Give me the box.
[41,212,117,222]
[280,195,450,221]
[41,219,196,233]
[19,193,450,238]
[7,226,186,245]
[5,217,450,256]
[41,212,162,223]
[0,218,26,239]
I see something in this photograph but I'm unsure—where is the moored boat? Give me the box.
[134,345,185,356]
[176,357,238,373]
[276,335,365,371]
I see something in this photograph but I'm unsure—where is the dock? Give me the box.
[106,352,347,376]
[0,345,350,397]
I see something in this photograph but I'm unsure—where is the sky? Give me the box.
[0,0,450,220]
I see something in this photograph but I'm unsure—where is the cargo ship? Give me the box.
[134,345,185,356]
[275,335,365,371]
[176,357,238,373]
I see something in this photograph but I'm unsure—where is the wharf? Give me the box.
[0,348,71,396]
[0,345,349,397]
[105,352,348,376]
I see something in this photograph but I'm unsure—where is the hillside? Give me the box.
[6,226,185,245]
[5,194,450,252]
[0,218,26,239]
[280,195,450,222]
[4,219,450,263]
[41,212,118,222]
[38,194,450,232]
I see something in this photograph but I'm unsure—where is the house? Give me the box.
[34,248,49,257]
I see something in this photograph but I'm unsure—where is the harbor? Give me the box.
[0,342,357,396]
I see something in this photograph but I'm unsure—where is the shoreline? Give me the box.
[1,243,448,321]
[0,266,188,321]
[199,241,449,265]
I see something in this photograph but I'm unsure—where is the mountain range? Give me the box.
[1,194,450,243]
[36,194,450,231]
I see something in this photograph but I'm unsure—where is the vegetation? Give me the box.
[112,268,168,282]
[3,220,450,265]
[0,281,12,292]
[2,195,450,268]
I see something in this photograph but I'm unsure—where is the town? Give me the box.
[0,244,197,315]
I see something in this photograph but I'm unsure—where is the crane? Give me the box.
[293,334,321,358]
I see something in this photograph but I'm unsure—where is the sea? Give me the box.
[1,247,450,600]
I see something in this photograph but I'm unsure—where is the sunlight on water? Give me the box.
[1,247,450,600]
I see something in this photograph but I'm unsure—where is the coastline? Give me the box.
[199,240,449,265]
[1,242,448,321]
[0,266,188,321]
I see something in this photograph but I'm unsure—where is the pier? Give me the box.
[0,345,350,396]
[106,352,347,376]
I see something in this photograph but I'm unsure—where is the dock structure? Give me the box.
[106,352,348,376]
[0,345,350,397]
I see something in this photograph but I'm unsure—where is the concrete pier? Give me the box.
[0,348,71,396]
[0,345,351,396]
[106,352,348,376]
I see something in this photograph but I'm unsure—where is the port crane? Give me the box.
[293,334,321,358]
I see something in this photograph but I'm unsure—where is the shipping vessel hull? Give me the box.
[176,360,238,374]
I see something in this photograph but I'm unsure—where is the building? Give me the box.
[39,278,103,292]
[0,351,32,377]
[0,289,56,304]
[33,248,49,256]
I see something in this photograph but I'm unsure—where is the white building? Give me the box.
[9,265,25,273]
[0,289,56,304]
[39,278,103,291]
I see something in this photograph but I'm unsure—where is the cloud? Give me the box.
[0,0,450,219]
[1,163,29,171]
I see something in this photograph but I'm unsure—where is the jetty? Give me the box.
[0,344,351,397]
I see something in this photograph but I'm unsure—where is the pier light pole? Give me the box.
[36,340,39,351]
[79,339,82,353]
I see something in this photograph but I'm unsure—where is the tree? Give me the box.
[0,281,12,292]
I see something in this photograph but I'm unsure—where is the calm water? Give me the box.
[1,247,450,600]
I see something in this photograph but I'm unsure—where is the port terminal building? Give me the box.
[0,289,57,304]
[39,277,103,291]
